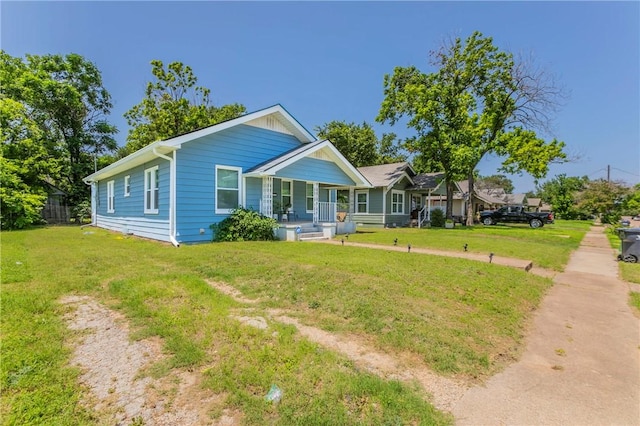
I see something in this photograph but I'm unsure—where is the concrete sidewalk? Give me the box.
[453,227,640,425]
[317,239,537,272]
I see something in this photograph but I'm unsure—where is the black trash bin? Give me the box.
[617,227,640,263]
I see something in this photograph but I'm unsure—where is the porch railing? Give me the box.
[417,205,429,228]
[258,200,341,223]
[317,201,337,223]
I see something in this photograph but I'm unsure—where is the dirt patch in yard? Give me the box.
[60,295,241,425]
[271,314,467,412]
[205,280,467,412]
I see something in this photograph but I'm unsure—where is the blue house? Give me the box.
[83,105,371,245]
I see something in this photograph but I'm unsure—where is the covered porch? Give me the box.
[243,140,371,241]
[253,178,357,241]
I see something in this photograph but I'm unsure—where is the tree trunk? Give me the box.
[445,181,454,220]
[466,172,475,226]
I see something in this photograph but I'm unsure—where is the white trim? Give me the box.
[312,182,319,223]
[83,105,314,184]
[244,140,372,187]
[215,165,242,214]
[281,179,293,212]
[107,180,115,213]
[355,189,369,214]
[385,171,415,190]
[162,105,314,148]
[151,149,179,246]
[124,175,130,197]
[144,166,159,214]
[382,188,388,226]
[305,182,314,213]
[391,189,405,215]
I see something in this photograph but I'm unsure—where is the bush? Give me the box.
[210,208,278,242]
[0,163,47,229]
[430,208,445,227]
[601,212,622,225]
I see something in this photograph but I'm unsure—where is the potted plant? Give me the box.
[445,219,455,229]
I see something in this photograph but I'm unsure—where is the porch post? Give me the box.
[262,176,273,217]
[349,187,355,214]
[313,182,319,224]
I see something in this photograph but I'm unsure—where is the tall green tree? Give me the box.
[476,174,515,194]
[315,121,406,167]
[535,174,588,219]
[623,184,640,215]
[123,60,246,153]
[377,32,566,223]
[0,98,50,228]
[577,179,630,224]
[0,51,117,223]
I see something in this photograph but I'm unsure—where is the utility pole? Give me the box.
[607,164,610,182]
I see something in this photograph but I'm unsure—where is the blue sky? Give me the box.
[2,1,639,193]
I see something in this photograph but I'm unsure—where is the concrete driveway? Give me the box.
[453,226,640,425]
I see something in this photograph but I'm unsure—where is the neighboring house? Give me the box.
[527,198,542,212]
[352,164,453,228]
[408,172,452,225]
[504,193,527,206]
[83,105,371,244]
[540,202,553,213]
[353,162,416,227]
[454,181,506,219]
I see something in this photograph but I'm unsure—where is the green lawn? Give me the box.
[2,225,570,424]
[340,220,592,271]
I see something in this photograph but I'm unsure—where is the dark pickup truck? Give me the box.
[480,205,554,228]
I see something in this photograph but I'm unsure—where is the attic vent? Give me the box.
[245,116,293,135]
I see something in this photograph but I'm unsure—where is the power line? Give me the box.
[586,168,606,178]
[611,167,640,178]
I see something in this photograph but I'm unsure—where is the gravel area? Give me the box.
[60,295,239,425]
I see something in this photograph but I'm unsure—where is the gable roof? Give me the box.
[504,193,526,205]
[407,172,445,191]
[527,197,542,207]
[245,139,372,187]
[357,162,415,189]
[84,104,315,183]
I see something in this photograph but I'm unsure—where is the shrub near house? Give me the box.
[210,208,277,242]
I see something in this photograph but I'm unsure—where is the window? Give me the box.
[281,180,292,211]
[124,175,130,197]
[107,180,115,213]
[306,183,314,212]
[391,190,405,214]
[216,165,241,214]
[355,190,368,213]
[144,166,159,214]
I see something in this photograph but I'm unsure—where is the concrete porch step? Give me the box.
[298,231,328,241]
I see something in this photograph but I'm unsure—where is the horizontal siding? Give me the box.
[278,157,354,185]
[96,159,169,221]
[96,215,170,242]
[368,188,384,214]
[293,180,313,221]
[385,214,410,227]
[244,177,262,212]
[351,213,409,228]
[352,213,384,226]
[176,124,301,243]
